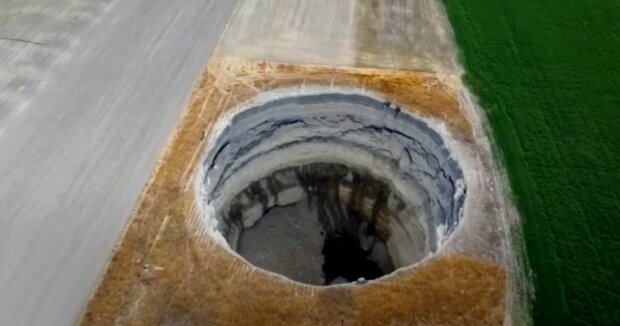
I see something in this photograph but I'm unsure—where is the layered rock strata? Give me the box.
[201,93,465,285]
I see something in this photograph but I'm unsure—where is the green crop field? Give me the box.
[442,0,620,325]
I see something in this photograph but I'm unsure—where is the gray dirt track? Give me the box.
[0,1,238,324]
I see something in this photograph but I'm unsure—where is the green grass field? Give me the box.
[441,1,620,324]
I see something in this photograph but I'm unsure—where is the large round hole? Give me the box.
[199,91,466,286]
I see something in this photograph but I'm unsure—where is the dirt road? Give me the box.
[0,1,237,324]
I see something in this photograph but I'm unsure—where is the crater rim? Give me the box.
[194,87,468,287]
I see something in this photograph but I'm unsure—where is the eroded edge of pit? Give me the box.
[194,87,474,286]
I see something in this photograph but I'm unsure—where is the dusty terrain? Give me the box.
[80,0,521,325]
[81,57,510,325]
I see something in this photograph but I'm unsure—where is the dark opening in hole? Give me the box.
[323,231,385,284]
[229,163,402,285]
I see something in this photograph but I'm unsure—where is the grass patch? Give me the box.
[441,1,620,324]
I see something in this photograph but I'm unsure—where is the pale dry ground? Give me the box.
[0,0,113,119]
[219,0,459,73]
[0,1,237,325]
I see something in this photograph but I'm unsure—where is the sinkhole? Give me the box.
[199,92,466,286]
